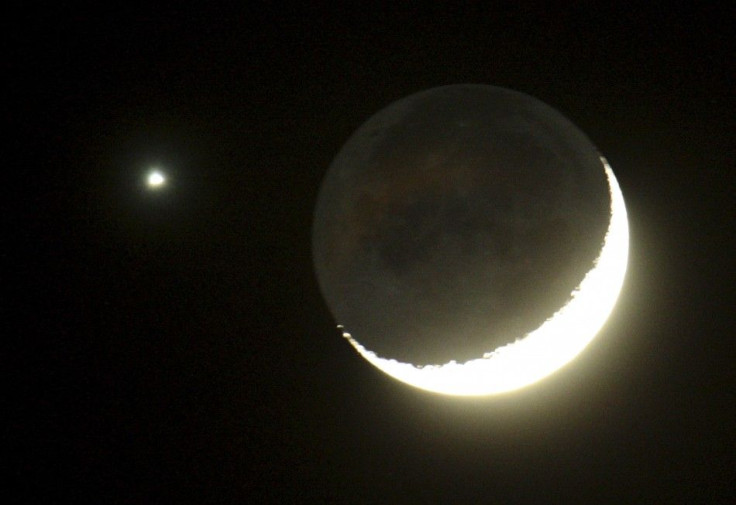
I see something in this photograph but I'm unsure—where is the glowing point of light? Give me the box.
[146,170,166,188]
[341,157,629,396]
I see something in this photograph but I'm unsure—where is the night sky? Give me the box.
[8,4,735,503]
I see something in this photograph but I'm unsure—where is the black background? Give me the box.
[7,3,735,503]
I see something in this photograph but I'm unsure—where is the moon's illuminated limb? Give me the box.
[146,170,166,188]
[341,157,628,396]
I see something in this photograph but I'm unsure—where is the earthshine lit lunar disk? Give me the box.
[312,85,629,396]
[341,159,627,396]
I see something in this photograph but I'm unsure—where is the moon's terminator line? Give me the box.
[339,159,627,395]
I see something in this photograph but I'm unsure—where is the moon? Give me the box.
[312,85,628,396]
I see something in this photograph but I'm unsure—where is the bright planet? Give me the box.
[312,84,628,396]
[146,169,166,189]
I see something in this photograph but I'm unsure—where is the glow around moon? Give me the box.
[341,158,628,396]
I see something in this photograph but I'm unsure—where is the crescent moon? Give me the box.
[340,157,628,396]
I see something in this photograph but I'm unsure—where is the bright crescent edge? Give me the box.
[340,157,629,396]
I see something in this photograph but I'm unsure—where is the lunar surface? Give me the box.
[312,85,628,395]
